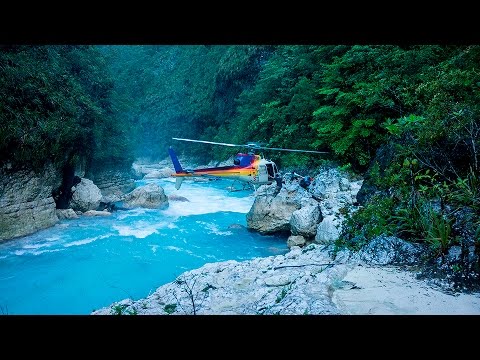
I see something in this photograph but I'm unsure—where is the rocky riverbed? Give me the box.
[92,240,480,315]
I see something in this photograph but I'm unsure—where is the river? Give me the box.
[0,177,288,314]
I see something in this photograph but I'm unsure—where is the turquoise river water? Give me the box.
[0,178,288,314]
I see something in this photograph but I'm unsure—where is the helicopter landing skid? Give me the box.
[227,181,254,192]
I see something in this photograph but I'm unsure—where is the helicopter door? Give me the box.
[266,163,275,179]
[258,164,269,183]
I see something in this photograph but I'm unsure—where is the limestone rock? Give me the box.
[83,210,112,217]
[91,169,135,203]
[143,167,174,179]
[0,163,61,241]
[290,202,323,238]
[122,183,169,209]
[56,208,79,220]
[287,235,306,248]
[315,215,340,244]
[359,235,427,265]
[168,194,190,202]
[264,274,291,287]
[70,178,102,213]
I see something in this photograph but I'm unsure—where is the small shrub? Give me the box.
[164,304,177,314]
[275,286,290,304]
[111,303,128,315]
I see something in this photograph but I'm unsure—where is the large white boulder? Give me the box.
[70,178,102,213]
[315,215,341,244]
[290,202,323,239]
[122,183,169,209]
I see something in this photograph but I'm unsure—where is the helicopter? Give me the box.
[168,137,327,190]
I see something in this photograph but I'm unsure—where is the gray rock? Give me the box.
[287,235,306,248]
[56,208,79,220]
[0,163,61,241]
[246,190,300,234]
[290,203,323,238]
[168,194,190,202]
[143,168,174,179]
[83,210,111,217]
[359,235,427,265]
[122,183,169,209]
[446,246,462,263]
[339,178,351,191]
[315,215,340,244]
[70,178,102,213]
[91,169,135,202]
[264,275,291,286]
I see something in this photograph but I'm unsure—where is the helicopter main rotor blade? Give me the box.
[172,138,241,147]
[256,146,328,154]
[172,137,328,154]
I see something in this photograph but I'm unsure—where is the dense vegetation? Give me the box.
[1,45,479,269]
[0,45,133,173]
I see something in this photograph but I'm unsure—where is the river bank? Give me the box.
[92,243,480,315]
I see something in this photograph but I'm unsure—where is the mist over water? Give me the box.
[0,178,288,315]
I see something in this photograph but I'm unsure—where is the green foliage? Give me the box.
[110,303,137,315]
[339,196,396,250]
[0,45,134,172]
[447,168,480,210]
[275,284,292,304]
[425,209,453,255]
[164,304,177,314]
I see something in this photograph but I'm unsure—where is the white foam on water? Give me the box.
[116,208,150,220]
[195,221,233,236]
[150,245,159,253]
[164,245,182,252]
[64,234,112,247]
[154,179,254,218]
[46,235,61,242]
[23,243,53,250]
[31,249,63,255]
[113,221,170,239]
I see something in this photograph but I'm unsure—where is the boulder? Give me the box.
[287,235,306,248]
[143,167,174,179]
[168,194,190,202]
[315,215,341,244]
[91,169,135,203]
[83,210,112,217]
[122,183,169,209]
[290,202,323,238]
[359,235,428,265]
[56,208,79,220]
[70,178,102,213]
[246,184,304,234]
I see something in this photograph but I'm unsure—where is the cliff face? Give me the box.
[90,169,135,203]
[0,164,62,242]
